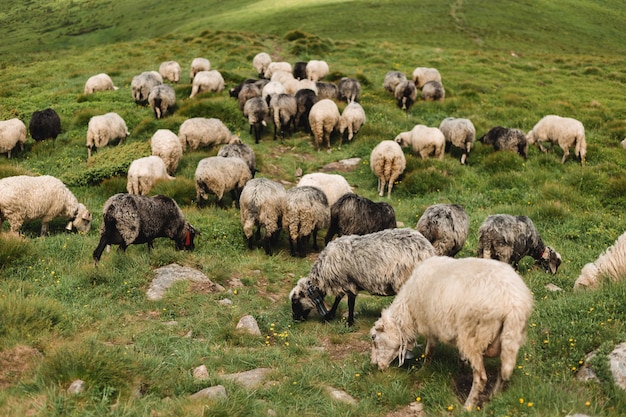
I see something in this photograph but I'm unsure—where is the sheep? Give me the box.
[438,117,476,164]
[370,256,533,410]
[229,79,264,98]
[574,231,626,290]
[421,80,445,102]
[217,142,257,177]
[337,77,361,103]
[290,227,436,326]
[92,193,196,263]
[306,60,329,82]
[295,88,319,132]
[126,155,174,196]
[309,98,340,150]
[394,124,445,160]
[264,61,292,79]
[383,71,407,93]
[315,81,338,100]
[296,79,318,95]
[283,185,330,257]
[325,193,396,244]
[194,156,252,208]
[29,108,61,141]
[252,52,271,78]
[0,175,92,236]
[296,172,353,206]
[338,101,366,148]
[411,67,442,88]
[86,112,129,159]
[0,118,27,158]
[239,177,287,256]
[293,61,308,80]
[178,117,240,151]
[370,140,406,198]
[238,82,263,111]
[131,71,162,105]
[415,203,469,257]
[271,70,295,85]
[261,80,285,104]
[269,93,297,140]
[151,129,183,175]
[476,214,562,274]
[148,84,176,119]
[526,115,586,164]
[394,80,418,111]
[159,60,181,83]
[190,57,211,82]
[84,73,118,94]
[189,70,225,98]
[243,97,269,144]
[478,126,528,159]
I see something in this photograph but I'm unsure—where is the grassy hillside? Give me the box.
[1,1,626,416]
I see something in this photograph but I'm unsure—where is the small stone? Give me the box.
[236,315,261,336]
[545,283,562,292]
[193,365,209,380]
[218,298,233,306]
[67,379,85,394]
[326,386,357,404]
[190,385,227,400]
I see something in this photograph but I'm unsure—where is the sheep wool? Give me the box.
[283,185,330,257]
[479,126,528,159]
[189,57,211,82]
[189,70,224,98]
[131,71,163,105]
[0,118,27,158]
[159,60,181,83]
[84,73,118,94]
[126,155,174,196]
[394,80,418,111]
[395,124,445,160]
[416,203,469,257]
[148,84,176,119]
[421,80,445,102]
[264,61,292,79]
[337,77,361,103]
[243,97,269,144]
[383,71,407,93]
[370,256,533,410]
[195,156,252,207]
[338,102,366,147]
[151,129,183,175]
[411,67,442,88]
[527,115,586,164]
[238,82,263,111]
[86,112,129,158]
[296,172,353,207]
[370,140,406,198]
[178,117,240,151]
[438,117,476,164]
[305,60,329,82]
[252,52,271,78]
[29,108,61,141]
[574,231,626,290]
[217,142,257,177]
[315,81,338,100]
[269,93,297,140]
[309,98,340,150]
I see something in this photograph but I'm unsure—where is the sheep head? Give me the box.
[537,246,561,274]
[289,278,327,321]
[370,311,406,371]
[176,223,197,251]
[67,204,92,233]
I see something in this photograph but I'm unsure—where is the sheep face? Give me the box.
[289,279,327,321]
[537,246,561,274]
[370,315,405,371]
[176,223,197,251]
[67,204,92,233]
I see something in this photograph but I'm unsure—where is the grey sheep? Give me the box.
[238,82,263,111]
[189,57,211,82]
[29,108,61,141]
[0,118,27,158]
[86,112,129,159]
[243,97,269,144]
[421,80,445,102]
[479,126,528,159]
[416,203,469,257]
[92,193,196,263]
[148,84,176,119]
[131,71,163,105]
[239,177,287,256]
[315,81,338,100]
[269,93,297,140]
[325,193,396,245]
[394,80,418,111]
[383,71,407,93]
[295,88,319,132]
[283,186,330,257]
[438,117,476,164]
[477,214,562,274]
[84,73,118,94]
[229,78,267,98]
[195,156,252,208]
[178,117,240,151]
[159,60,181,83]
[411,67,441,88]
[338,101,366,147]
[337,77,361,103]
[309,98,340,150]
[290,228,436,326]
[189,70,224,98]
[370,140,406,198]
[217,142,257,177]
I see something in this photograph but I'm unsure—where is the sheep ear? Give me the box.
[541,247,550,260]
[83,212,92,221]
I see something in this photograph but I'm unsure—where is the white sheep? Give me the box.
[269,93,297,140]
[370,140,406,198]
[148,84,176,119]
[370,256,533,410]
[126,155,174,196]
[0,175,92,236]
[252,52,272,78]
[574,231,626,290]
[383,71,407,93]
[189,57,211,82]
[261,80,286,103]
[159,61,181,83]
[308,98,340,150]
[438,117,476,164]
[151,129,183,175]
[296,172,353,206]
[411,67,441,88]
[296,79,318,95]
[83,73,118,94]
[338,102,366,147]
[131,71,162,104]
[189,70,224,98]
[195,156,252,207]
[395,124,445,160]
[178,117,240,151]
[526,115,586,164]
[283,185,330,257]
[0,118,27,158]
[264,61,292,79]
[86,112,129,158]
[305,60,329,82]
[416,203,469,257]
[421,80,445,102]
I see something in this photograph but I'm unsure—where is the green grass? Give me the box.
[1,1,626,416]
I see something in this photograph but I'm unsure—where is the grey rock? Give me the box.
[148,263,224,301]
[190,385,227,400]
[67,379,85,394]
[236,315,261,336]
[221,367,272,389]
[326,386,358,404]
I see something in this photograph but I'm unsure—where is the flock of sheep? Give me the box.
[0,50,617,410]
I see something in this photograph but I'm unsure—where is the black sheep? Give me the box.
[29,108,61,141]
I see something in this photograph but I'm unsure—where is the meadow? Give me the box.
[1,1,626,416]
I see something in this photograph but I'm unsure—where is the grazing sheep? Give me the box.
[293,61,308,80]
[264,61,292,79]
[0,118,27,158]
[148,84,176,119]
[411,67,442,88]
[230,79,263,98]
[126,156,174,196]
[217,142,257,177]
[306,60,329,82]
[421,80,445,102]
[309,98,340,150]
[477,214,561,274]
[325,193,396,244]
[526,115,586,164]
[243,97,269,144]
[261,80,286,104]
[394,80,418,111]
[238,82,263,111]
[195,156,252,207]
[271,70,295,85]
[92,193,196,263]
[395,124,445,160]
[315,81,339,100]
[574,231,626,290]
[252,52,271,78]
[84,73,118,94]
[370,256,533,410]
[29,108,61,141]
[296,79,318,95]
[269,93,297,140]
[283,186,330,257]
[416,204,469,257]
[290,228,436,326]
[151,129,183,175]
[189,70,225,98]
[178,117,240,151]
[383,71,407,93]
[86,112,129,158]
[295,88,319,132]
[131,71,162,105]
[478,126,528,159]
[438,117,476,164]
[189,57,211,82]
[338,102,366,147]
[337,77,361,103]
[296,172,353,206]
[0,175,92,236]
[159,61,181,83]
[370,140,406,198]
[239,177,287,255]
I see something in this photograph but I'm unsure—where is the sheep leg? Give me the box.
[263,231,273,256]
[93,236,110,263]
[560,147,570,164]
[40,222,50,236]
[537,142,548,153]
[346,292,357,326]
[464,354,488,410]
[311,228,319,251]
[325,295,343,321]
[289,237,297,257]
